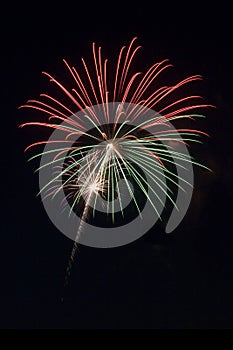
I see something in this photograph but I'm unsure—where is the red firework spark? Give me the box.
[19,37,213,155]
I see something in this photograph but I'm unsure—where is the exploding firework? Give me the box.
[19,37,213,285]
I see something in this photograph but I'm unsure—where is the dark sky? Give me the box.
[1,2,233,329]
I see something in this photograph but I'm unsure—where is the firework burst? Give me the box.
[19,37,213,286]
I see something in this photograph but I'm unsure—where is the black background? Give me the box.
[1,1,232,329]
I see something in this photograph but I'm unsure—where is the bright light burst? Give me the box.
[19,37,213,285]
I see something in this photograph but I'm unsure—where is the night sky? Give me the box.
[1,2,233,329]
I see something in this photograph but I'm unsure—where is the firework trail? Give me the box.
[62,152,112,287]
[64,190,91,288]
[19,37,213,286]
